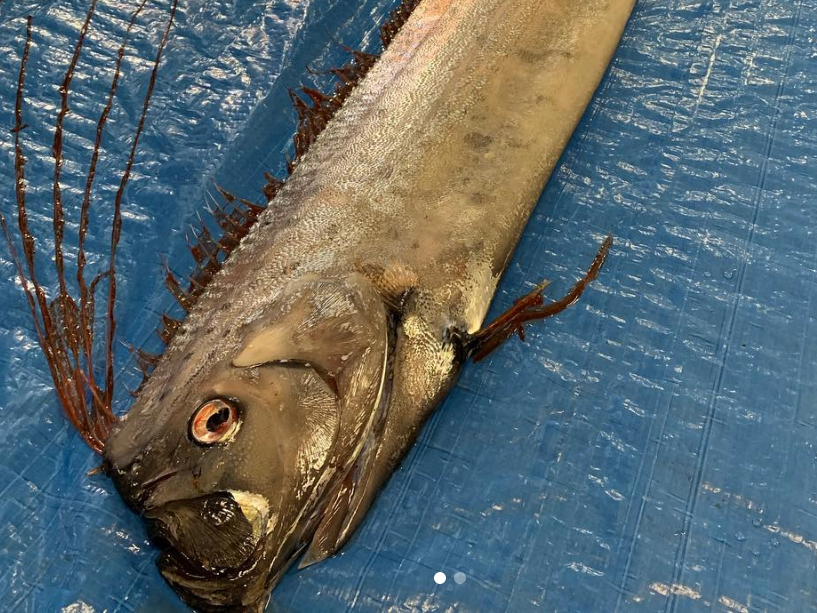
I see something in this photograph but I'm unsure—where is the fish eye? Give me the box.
[189,398,241,445]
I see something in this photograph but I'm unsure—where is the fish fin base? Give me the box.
[156,184,267,345]
[380,0,422,47]
[355,259,418,313]
[465,235,612,362]
[286,50,379,176]
[286,0,423,176]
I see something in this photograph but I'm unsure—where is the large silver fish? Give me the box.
[4,0,634,610]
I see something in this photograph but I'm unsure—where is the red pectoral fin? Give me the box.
[466,235,612,362]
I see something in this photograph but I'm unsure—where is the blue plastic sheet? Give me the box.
[1,0,815,611]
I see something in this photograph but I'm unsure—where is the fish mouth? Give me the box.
[156,536,298,613]
[143,491,280,611]
[156,544,269,612]
[150,488,331,611]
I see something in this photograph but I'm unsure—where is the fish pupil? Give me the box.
[206,407,230,433]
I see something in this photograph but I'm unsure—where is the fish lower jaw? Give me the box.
[157,547,272,612]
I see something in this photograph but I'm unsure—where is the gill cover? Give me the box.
[233,273,389,415]
[233,273,393,561]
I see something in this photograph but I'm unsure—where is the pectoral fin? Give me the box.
[465,235,612,361]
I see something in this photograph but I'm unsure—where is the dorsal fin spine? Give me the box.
[141,0,423,365]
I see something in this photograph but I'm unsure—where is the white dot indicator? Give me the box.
[434,572,447,585]
[454,572,466,584]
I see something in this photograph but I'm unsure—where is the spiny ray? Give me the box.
[104,0,180,410]
[2,1,178,453]
[76,0,151,407]
[5,0,425,454]
[158,0,423,339]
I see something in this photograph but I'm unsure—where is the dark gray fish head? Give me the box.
[104,274,391,611]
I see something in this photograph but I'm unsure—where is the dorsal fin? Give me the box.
[163,261,193,312]
[380,0,422,47]
[2,0,426,456]
[157,313,183,345]
[0,1,179,453]
[152,0,423,350]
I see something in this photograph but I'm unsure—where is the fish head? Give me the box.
[104,274,390,609]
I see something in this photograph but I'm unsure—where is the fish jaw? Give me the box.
[104,453,326,611]
[144,491,271,572]
[106,442,336,611]
[153,515,301,612]
[155,539,281,612]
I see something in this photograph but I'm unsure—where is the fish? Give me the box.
[2,0,634,610]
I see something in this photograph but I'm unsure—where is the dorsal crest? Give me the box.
[151,0,423,359]
[1,0,424,453]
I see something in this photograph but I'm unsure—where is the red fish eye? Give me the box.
[189,399,240,445]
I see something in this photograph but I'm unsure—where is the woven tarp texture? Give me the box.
[0,0,815,611]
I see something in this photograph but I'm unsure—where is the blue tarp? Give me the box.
[1,0,815,611]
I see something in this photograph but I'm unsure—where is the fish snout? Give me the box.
[106,449,153,510]
[106,446,184,511]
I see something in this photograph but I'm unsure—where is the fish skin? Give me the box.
[104,0,635,609]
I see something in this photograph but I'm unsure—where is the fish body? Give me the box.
[103,0,635,609]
